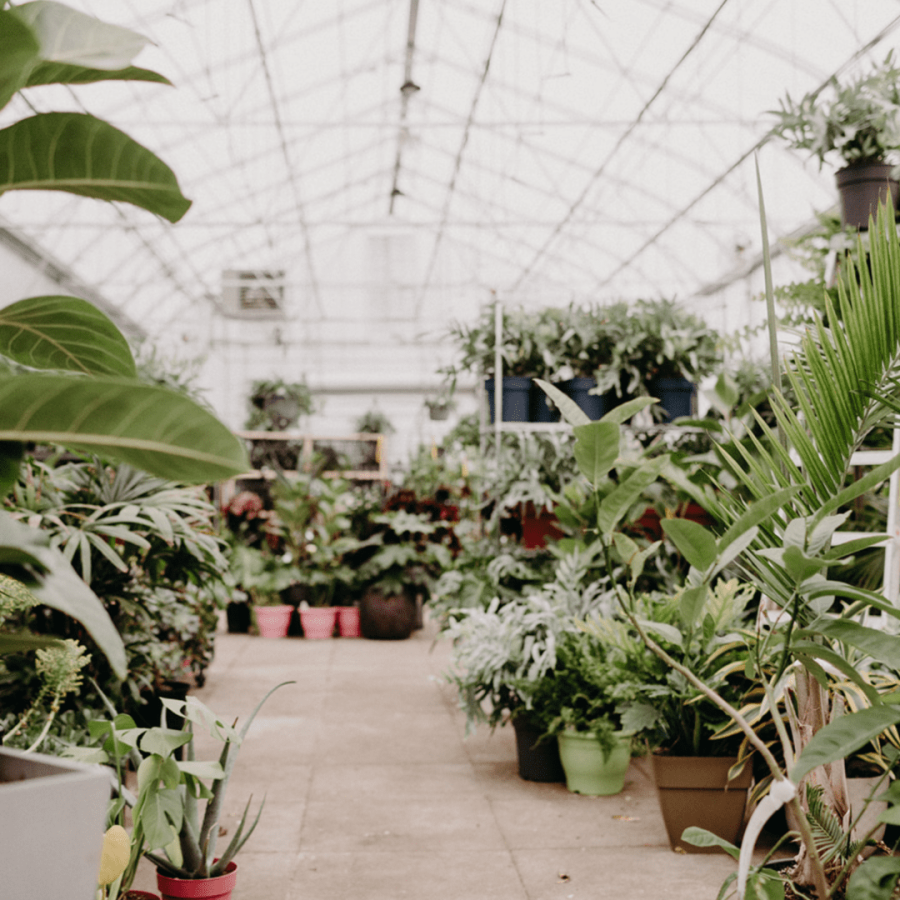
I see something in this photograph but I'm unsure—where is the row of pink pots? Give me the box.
[253,605,360,639]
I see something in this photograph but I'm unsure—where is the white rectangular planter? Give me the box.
[0,746,110,900]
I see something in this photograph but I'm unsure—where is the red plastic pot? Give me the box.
[156,862,237,900]
[253,604,292,638]
[299,606,337,639]
[336,605,361,637]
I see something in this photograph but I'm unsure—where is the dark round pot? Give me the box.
[512,717,565,782]
[485,376,532,423]
[649,376,695,422]
[557,377,611,421]
[529,381,561,422]
[359,587,417,640]
[836,160,899,230]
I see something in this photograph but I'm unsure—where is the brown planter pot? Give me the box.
[359,587,416,640]
[836,161,899,230]
[652,755,751,853]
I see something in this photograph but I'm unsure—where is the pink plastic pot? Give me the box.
[253,605,292,638]
[336,605,361,637]
[156,862,237,900]
[299,606,338,639]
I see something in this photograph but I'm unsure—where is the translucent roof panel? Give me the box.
[2,0,899,339]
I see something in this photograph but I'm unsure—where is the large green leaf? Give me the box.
[11,1,149,70]
[846,855,900,900]
[0,10,39,110]
[661,518,717,571]
[0,112,191,223]
[25,61,170,88]
[792,704,900,783]
[0,296,136,375]
[813,619,900,671]
[573,421,619,486]
[0,374,249,483]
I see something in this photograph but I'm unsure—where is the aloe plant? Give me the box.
[0,3,250,674]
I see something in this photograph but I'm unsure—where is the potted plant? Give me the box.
[614,298,721,421]
[529,629,647,796]
[583,581,758,849]
[769,51,900,228]
[533,205,900,896]
[443,547,612,782]
[70,683,293,900]
[227,544,298,638]
[444,303,544,423]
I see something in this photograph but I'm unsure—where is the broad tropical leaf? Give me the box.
[25,61,169,88]
[0,374,249,484]
[792,704,900,783]
[0,296,136,376]
[572,421,619,486]
[0,10,39,109]
[0,113,191,223]
[534,378,589,426]
[11,1,149,70]
[661,518,717,571]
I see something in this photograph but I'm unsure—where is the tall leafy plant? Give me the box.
[536,204,900,898]
[0,3,249,674]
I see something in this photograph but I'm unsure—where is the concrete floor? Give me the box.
[132,616,742,899]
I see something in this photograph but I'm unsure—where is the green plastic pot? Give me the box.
[557,729,631,796]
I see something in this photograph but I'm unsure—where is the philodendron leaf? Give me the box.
[791,704,900,784]
[25,62,170,88]
[0,113,191,223]
[0,296,136,376]
[573,421,619,487]
[0,373,249,484]
[12,1,149,70]
[661,518,717,571]
[534,379,589,426]
[0,10,40,109]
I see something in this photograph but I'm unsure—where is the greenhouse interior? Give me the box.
[5,2,900,899]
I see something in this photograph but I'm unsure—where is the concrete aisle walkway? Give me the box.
[134,617,740,899]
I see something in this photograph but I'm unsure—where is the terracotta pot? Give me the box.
[557,730,632,796]
[157,862,237,900]
[652,755,751,853]
[299,606,338,639]
[253,604,292,638]
[336,605,361,637]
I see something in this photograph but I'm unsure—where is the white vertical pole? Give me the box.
[885,426,900,606]
[494,298,503,447]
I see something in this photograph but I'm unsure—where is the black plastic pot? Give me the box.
[836,160,899,230]
[512,717,565,782]
[558,377,611,421]
[485,377,532,423]
[226,600,252,634]
[649,376,695,422]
